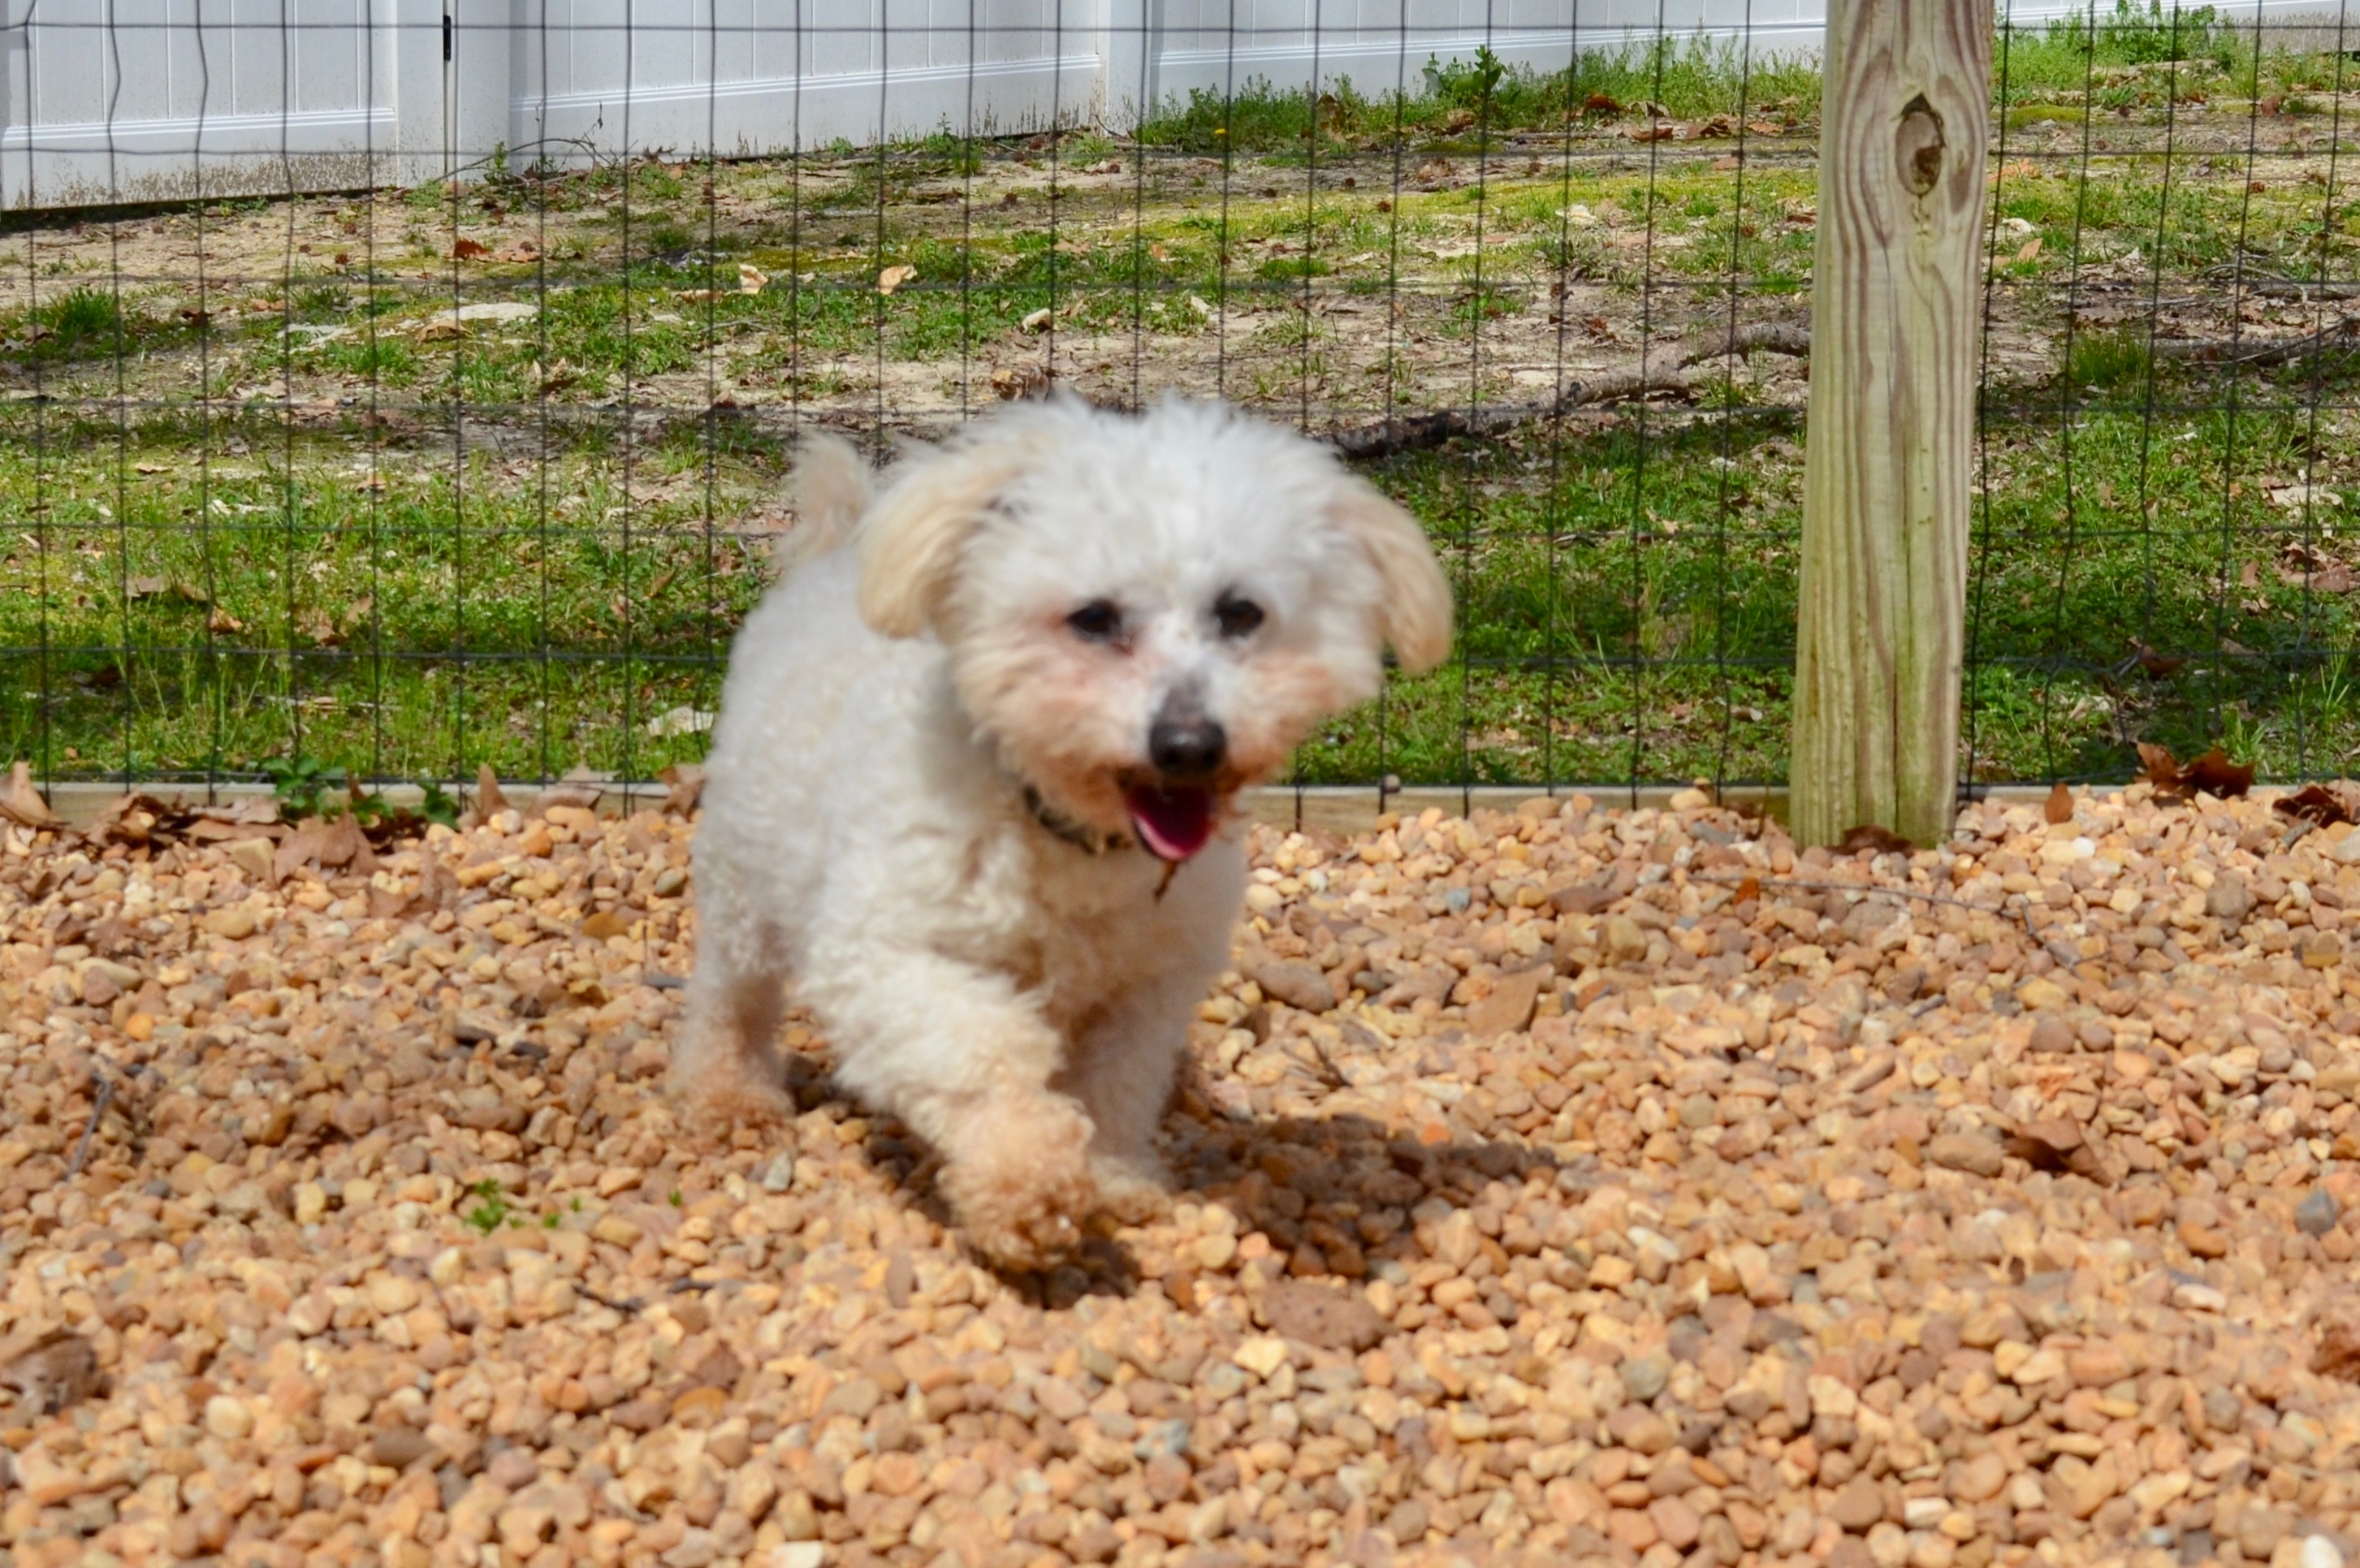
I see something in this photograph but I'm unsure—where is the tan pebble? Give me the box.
[1232,1337,1289,1378]
[671,1386,729,1426]
[1432,1209,1480,1269]
[204,1395,253,1441]
[1649,1495,1702,1550]
[2067,1343,2129,1386]
[1193,1233,1238,1270]
[2028,1017,2075,1052]
[1926,1134,2003,1178]
[1952,1452,2008,1503]
[227,837,276,881]
[1466,966,1544,1035]
[594,1215,644,1248]
[203,906,257,940]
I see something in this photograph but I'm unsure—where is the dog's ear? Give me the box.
[1332,477,1453,674]
[856,437,1037,638]
[790,432,873,555]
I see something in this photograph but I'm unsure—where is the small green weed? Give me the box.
[464,1180,514,1233]
[262,755,347,819]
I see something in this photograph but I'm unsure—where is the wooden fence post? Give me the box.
[1789,0,1990,849]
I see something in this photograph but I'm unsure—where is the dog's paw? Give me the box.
[668,1069,795,1128]
[1089,1155,1172,1225]
[943,1099,1098,1270]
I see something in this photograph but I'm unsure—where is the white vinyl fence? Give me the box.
[0,0,2341,208]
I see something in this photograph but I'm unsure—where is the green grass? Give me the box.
[0,413,773,784]
[1283,378,2360,788]
[9,2,2360,791]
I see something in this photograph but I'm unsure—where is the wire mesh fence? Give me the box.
[2,0,2358,804]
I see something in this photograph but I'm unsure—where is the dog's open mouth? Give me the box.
[1124,784,1216,862]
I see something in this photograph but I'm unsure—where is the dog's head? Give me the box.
[853,395,1451,861]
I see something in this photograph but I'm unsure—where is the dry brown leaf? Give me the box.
[299,607,342,647]
[2136,741,2183,791]
[2281,561,2357,594]
[1837,823,1913,856]
[990,364,1051,400]
[2277,782,2360,826]
[2139,742,2255,800]
[414,317,467,343]
[84,795,167,847]
[0,1330,101,1415]
[2015,236,2042,263]
[660,762,707,816]
[532,780,604,816]
[2004,1118,2110,1181]
[2042,781,2073,824]
[2184,748,2256,798]
[475,762,510,817]
[581,909,630,940]
[451,238,489,260]
[876,264,918,296]
[2315,1314,2360,1380]
[207,607,244,636]
[0,761,63,830]
[739,263,769,294]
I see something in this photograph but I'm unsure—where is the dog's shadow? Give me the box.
[782,1046,1568,1311]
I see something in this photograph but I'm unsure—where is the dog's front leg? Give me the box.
[1055,967,1212,1225]
[806,946,1097,1270]
[672,912,793,1123]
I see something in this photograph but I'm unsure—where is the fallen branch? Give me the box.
[2202,269,2360,301]
[1328,324,1810,460]
[1680,321,1813,365]
[2153,317,2359,366]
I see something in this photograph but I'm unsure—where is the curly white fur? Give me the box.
[672,395,1450,1268]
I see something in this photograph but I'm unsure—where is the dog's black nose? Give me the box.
[1149,715,1227,780]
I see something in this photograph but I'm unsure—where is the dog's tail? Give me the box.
[780,431,874,568]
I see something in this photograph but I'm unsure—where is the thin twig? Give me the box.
[1300,1033,1351,1091]
[65,1076,115,1178]
[578,1285,644,1314]
[1691,872,2038,937]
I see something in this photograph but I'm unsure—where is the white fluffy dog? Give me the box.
[672,395,1451,1268]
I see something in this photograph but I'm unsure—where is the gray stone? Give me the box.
[1620,1353,1671,1403]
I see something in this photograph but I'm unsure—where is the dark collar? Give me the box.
[1022,784,1134,857]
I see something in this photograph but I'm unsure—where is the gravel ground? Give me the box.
[5,780,2360,1568]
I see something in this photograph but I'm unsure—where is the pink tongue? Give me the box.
[1125,785,1214,862]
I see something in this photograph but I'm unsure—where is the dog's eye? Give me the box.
[1214,594,1264,640]
[1066,599,1125,643]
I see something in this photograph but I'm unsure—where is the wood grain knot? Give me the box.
[1895,94,1947,197]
